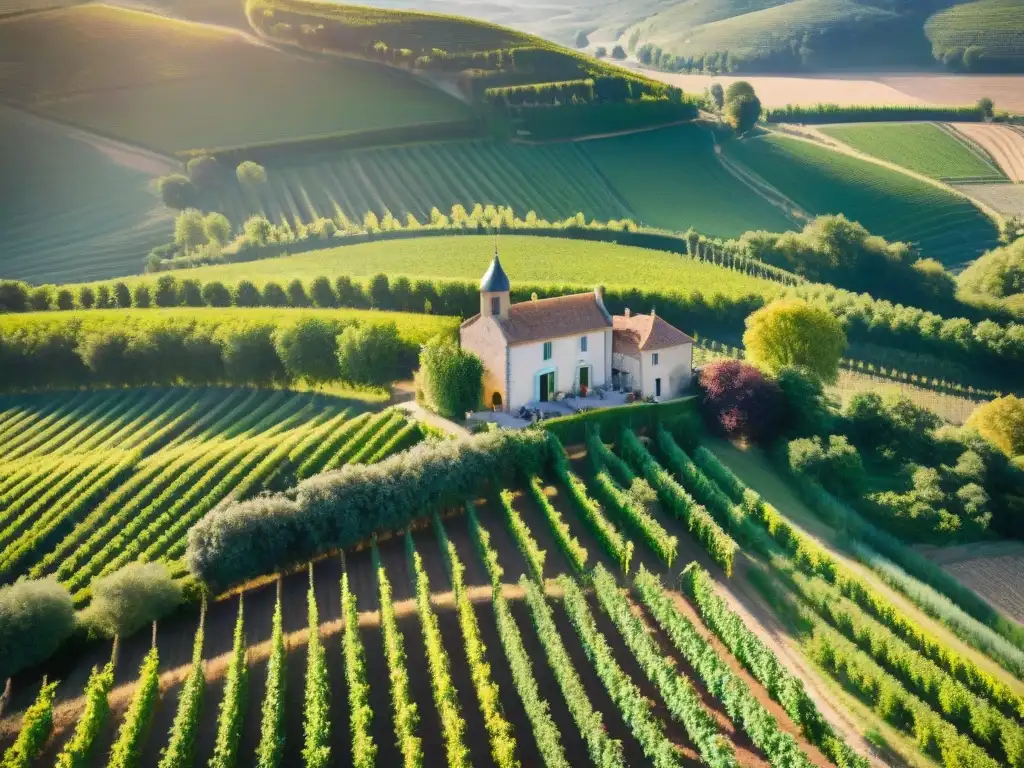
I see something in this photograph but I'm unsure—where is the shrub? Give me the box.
[611,44,626,59]
[233,280,260,307]
[179,280,203,307]
[186,429,549,589]
[261,282,289,307]
[56,288,75,310]
[788,435,865,497]
[336,322,403,387]
[236,161,267,188]
[274,317,339,385]
[416,338,483,419]
[29,286,52,311]
[204,213,232,246]
[725,93,762,134]
[777,366,834,438]
[202,281,231,307]
[83,562,182,638]
[77,286,95,309]
[186,155,221,188]
[174,209,208,253]
[154,275,179,307]
[287,279,310,308]
[215,322,285,385]
[0,579,75,682]
[131,284,151,308]
[309,276,336,308]
[697,360,782,443]
[0,280,29,313]
[157,174,198,209]
[966,395,1024,458]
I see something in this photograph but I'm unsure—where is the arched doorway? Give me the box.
[491,391,503,409]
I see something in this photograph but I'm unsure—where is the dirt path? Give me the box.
[949,123,1024,182]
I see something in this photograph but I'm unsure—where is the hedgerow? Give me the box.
[556,573,690,768]
[764,104,985,124]
[210,599,248,768]
[374,543,423,768]
[682,564,868,768]
[1,680,58,768]
[465,507,570,768]
[108,647,161,768]
[187,429,549,589]
[302,571,330,768]
[255,587,286,768]
[157,612,205,768]
[342,572,377,768]
[520,576,626,768]
[634,567,815,768]
[55,663,115,768]
[499,489,546,582]
[620,430,736,575]
[549,435,633,573]
[527,476,588,573]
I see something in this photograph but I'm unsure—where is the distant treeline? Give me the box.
[0,310,454,392]
[764,104,986,124]
[485,75,682,107]
[512,100,697,139]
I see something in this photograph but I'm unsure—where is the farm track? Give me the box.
[949,122,1024,182]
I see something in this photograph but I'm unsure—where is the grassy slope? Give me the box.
[217,140,635,227]
[0,306,460,344]
[93,235,782,300]
[925,0,1024,58]
[216,125,794,240]
[581,124,794,235]
[0,108,174,285]
[724,133,1000,269]
[819,123,1006,181]
[0,4,469,153]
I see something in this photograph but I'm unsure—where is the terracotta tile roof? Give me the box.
[501,292,611,345]
[613,312,693,356]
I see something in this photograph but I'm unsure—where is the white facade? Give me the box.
[614,344,693,400]
[508,329,613,407]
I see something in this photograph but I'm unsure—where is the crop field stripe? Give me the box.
[26,391,145,459]
[519,576,627,767]
[0,393,89,452]
[70,389,174,455]
[31,456,178,581]
[348,413,407,465]
[0,458,79,523]
[54,445,218,584]
[296,412,372,479]
[0,451,139,578]
[320,410,392,474]
[574,569,738,767]
[102,399,318,571]
[154,436,292,562]
[0,391,108,460]
[0,454,107,551]
[0,454,69,502]
[160,390,253,450]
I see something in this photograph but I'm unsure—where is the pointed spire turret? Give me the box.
[480,251,510,293]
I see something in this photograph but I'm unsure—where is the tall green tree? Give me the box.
[274,317,339,385]
[743,298,846,382]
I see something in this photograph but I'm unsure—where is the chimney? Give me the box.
[624,308,631,318]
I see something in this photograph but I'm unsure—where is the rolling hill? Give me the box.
[619,0,1024,72]
[0,3,470,154]
[723,133,1001,268]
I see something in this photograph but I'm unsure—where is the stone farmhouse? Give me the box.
[460,252,694,412]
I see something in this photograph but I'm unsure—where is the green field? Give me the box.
[0,107,174,285]
[0,388,420,601]
[925,0,1024,62]
[115,235,783,300]
[0,4,469,153]
[216,125,795,240]
[724,134,1001,268]
[820,123,1006,181]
